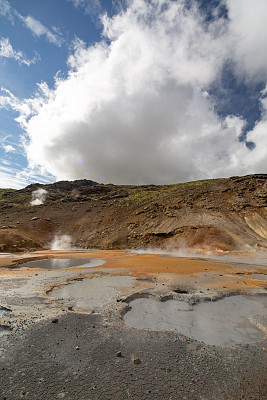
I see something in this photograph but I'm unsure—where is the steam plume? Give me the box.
[50,234,72,250]
[30,188,47,205]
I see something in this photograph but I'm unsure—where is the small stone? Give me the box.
[187,344,199,351]
[57,393,66,399]
[51,318,58,324]
[131,355,141,364]
[116,351,122,357]
[75,346,79,350]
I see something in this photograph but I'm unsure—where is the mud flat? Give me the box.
[123,295,267,347]
[0,249,266,399]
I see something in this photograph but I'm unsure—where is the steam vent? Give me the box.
[0,174,266,399]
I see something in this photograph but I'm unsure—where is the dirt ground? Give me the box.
[0,250,267,399]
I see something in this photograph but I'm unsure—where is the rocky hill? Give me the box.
[0,174,266,254]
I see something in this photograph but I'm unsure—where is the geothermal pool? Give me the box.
[123,295,267,347]
[19,258,105,269]
[0,325,11,336]
[51,275,136,309]
[0,307,11,336]
[250,273,267,281]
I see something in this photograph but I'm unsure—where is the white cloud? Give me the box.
[0,168,26,188]
[0,1,64,47]
[0,164,33,188]
[244,86,267,170]
[0,0,14,22]
[0,161,55,188]
[0,0,267,186]
[21,15,64,47]
[2,144,15,153]
[226,0,267,81]
[0,37,40,66]
[68,0,102,15]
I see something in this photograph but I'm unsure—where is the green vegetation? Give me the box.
[119,187,165,206]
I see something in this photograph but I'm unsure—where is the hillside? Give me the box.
[0,174,266,254]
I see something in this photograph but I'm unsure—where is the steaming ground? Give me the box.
[0,249,266,399]
[1,176,266,398]
[30,188,47,206]
[49,234,73,251]
[132,247,267,266]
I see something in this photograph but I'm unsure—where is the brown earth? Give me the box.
[0,174,266,255]
[1,249,266,294]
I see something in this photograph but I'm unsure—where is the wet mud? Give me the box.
[123,295,267,346]
[0,249,266,399]
[52,275,137,309]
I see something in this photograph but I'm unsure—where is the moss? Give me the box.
[119,187,164,206]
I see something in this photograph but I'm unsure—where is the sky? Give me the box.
[0,0,266,189]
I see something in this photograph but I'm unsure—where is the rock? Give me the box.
[51,318,59,324]
[75,346,79,350]
[131,355,141,364]
[116,351,122,357]
[31,217,40,221]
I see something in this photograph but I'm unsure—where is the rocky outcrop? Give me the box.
[0,174,266,254]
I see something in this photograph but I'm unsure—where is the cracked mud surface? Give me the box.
[0,250,267,399]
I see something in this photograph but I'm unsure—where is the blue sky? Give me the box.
[0,0,267,188]
[0,0,113,187]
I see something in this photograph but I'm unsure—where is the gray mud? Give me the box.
[0,312,266,400]
[124,295,267,347]
[250,273,267,281]
[0,308,12,336]
[0,307,11,318]
[0,325,11,336]
[51,275,136,309]
[1,253,267,399]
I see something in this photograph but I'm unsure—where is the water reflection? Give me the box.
[19,258,105,269]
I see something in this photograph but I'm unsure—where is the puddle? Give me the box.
[250,274,267,281]
[123,295,267,347]
[0,308,11,336]
[0,308,11,318]
[19,258,105,270]
[51,275,136,309]
[0,326,11,336]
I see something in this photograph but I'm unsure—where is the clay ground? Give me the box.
[0,250,267,399]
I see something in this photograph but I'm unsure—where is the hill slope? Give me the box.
[0,174,266,254]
